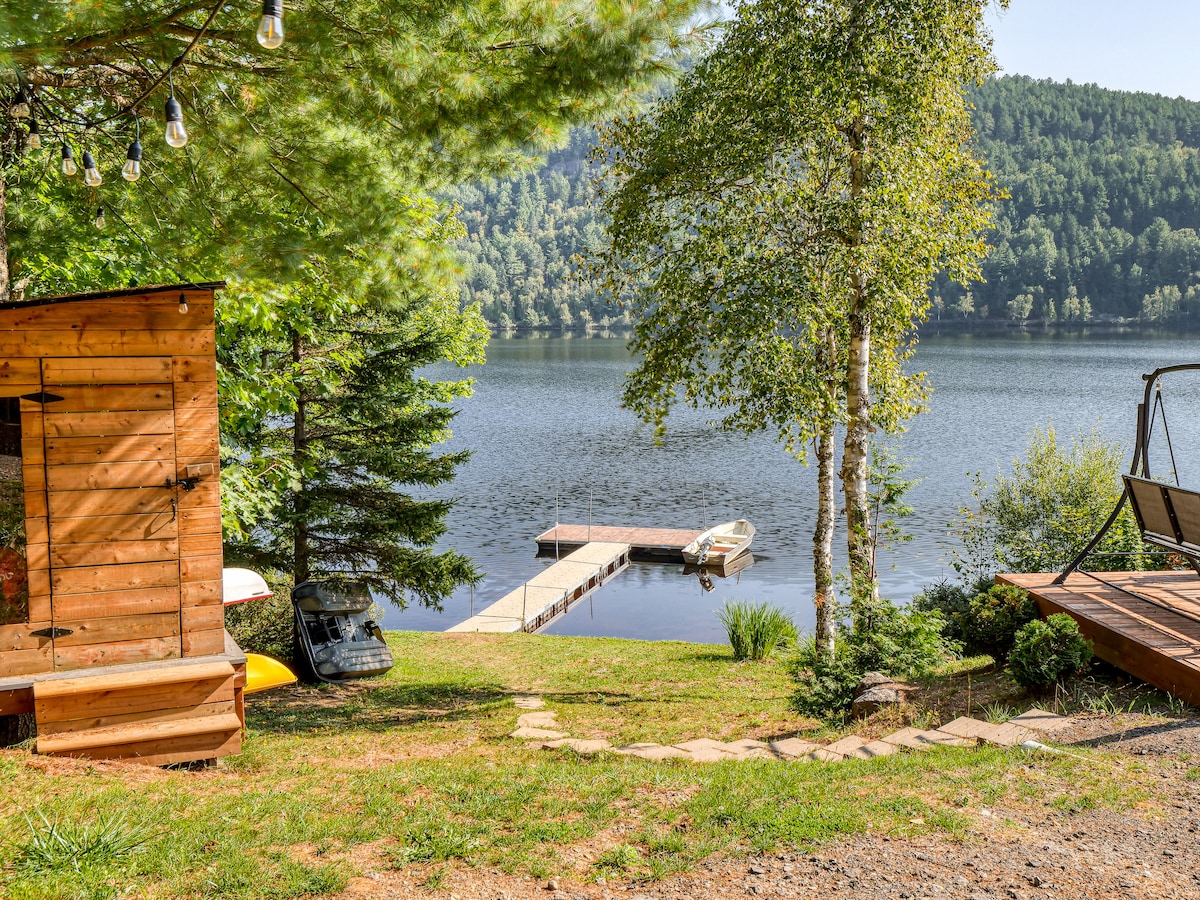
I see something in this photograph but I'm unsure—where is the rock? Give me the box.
[856,671,897,693]
[546,879,560,891]
[851,685,912,719]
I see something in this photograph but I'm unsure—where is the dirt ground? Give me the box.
[335,714,1200,900]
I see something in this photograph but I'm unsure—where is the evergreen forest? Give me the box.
[449,75,1200,328]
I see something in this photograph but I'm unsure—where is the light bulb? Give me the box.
[94,207,106,230]
[10,88,30,119]
[25,119,40,151]
[82,151,102,187]
[164,96,188,148]
[61,143,77,177]
[257,0,284,49]
[179,292,189,314]
[122,140,142,181]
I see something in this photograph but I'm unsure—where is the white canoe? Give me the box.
[222,567,274,606]
[682,519,755,566]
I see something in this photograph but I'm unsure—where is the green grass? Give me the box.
[0,631,1163,899]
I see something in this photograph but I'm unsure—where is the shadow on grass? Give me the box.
[244,678,512,734]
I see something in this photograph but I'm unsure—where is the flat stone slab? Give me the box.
[542,738,612,754]
[808,747,844,762]
[511,727,567,740]
[825,735,869,756]
[853,740,900,759]
[939,716,1034,747]
[726,738,771,752]
[675,738,742,757]
[517,711,559,728]
[513,696,545,709]
[615,742,691,760]
[770,738,821,759]
[880,727,974,750]
[1008,708,1073,733]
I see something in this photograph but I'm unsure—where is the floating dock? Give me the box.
[447,542,631,634]
[535,525,701,562]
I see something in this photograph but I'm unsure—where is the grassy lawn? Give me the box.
[0,632,1165,900]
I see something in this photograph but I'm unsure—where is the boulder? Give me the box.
[851,676,917,719]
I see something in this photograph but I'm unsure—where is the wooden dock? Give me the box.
[535,525,701,562]
[448,542,631,634]
[1000,570,1200,706]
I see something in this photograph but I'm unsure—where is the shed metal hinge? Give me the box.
[19,391,64,405]
[30,626,74,638]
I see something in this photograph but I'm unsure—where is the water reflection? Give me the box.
[384,330,1200,642]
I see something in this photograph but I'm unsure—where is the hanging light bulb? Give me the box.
[164,95,188,148]
[94,206,106,230]
[122,140,142,181]
[178,292,189,314]
[61,143,77,177]
[257,0,284,49]
[10,87,30,119]
[24,119,40,151]
[82,151,102,187]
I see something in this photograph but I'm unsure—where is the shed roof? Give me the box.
[3,282,225,311]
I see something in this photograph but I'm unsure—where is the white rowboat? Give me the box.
[682,519,755,566]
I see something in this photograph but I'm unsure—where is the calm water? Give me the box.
[381,330,1200,642]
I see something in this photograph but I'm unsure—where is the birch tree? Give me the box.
[593,0,1002,639]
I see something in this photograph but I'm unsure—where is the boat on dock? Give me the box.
[682,520,755,566]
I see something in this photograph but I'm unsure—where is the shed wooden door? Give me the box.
[40,358,182,670]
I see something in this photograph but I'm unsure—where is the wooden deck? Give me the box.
[1000,570,1200,705]
[448,542,631,634]
[535,525,701,562]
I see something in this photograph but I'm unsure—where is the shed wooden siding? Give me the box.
[0,287,224,679]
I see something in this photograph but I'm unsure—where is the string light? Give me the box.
[94,206,106,229]
[24,119,40,151]
[257,0,285,49]
[122,117,143,181]
[164,95,188,148]
[178,292,189,314]
[61,143,77,177]
[82,151,102,187]
[10,87,30,118]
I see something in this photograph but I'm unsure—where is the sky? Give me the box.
[986,1,1200,101]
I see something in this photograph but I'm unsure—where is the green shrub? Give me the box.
[911,576,992,643]
[1009,614,1093,690]
[224,571,296,663]
[789,597,959,721]
[717,600,797,661]
[960,584,1038,661]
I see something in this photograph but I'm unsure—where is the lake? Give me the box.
[381,330,1200,642]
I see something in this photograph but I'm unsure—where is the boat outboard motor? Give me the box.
[292,580,394,682]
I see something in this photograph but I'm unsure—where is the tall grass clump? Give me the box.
[717,601,797,660]
[11,811,151,875]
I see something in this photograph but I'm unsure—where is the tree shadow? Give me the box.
[1068,717,1200,752]
[244,678,513,734]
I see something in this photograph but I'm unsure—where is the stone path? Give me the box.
[509,701,1076,762]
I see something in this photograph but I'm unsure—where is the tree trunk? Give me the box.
[812,411,837,660]
[841,113,877,608]
[292,328,310,585]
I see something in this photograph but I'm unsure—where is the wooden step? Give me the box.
[32,659,242,766]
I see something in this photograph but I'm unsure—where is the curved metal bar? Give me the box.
[1055,364,1200,583]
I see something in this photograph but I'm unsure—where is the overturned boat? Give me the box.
[292,581,395,683]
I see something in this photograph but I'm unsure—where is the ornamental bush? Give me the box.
[1008,614,1094,690]
[960,584,1039,661]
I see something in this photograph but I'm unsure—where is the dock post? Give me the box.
[555,490,560,560]
[470,583,474,617]
[588,491,592,542]
[522,583,528,630]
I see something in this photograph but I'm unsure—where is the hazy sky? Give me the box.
[987,2,1200,101]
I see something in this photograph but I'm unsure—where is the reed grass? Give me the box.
[717,600,798,660]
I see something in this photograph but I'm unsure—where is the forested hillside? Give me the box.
[450,76,1200,328]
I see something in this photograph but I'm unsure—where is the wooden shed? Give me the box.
[0,283,246,766]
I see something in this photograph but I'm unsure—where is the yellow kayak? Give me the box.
[244,653,298,694]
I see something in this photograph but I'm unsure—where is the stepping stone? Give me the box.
[514,696,545,709]
[542,738,612,755]
[517,711,559,728]
[825,735,869,756]
[1008,708,1073,734]
[880,728,973,750]
[726,738,771,752]
[511,726,567,740]
[807,747,844,762]
[614,742,691,761]
[770,737,821,759]
[938,716,1033,747]
[675,738,742,757]
[852,740,900,759]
